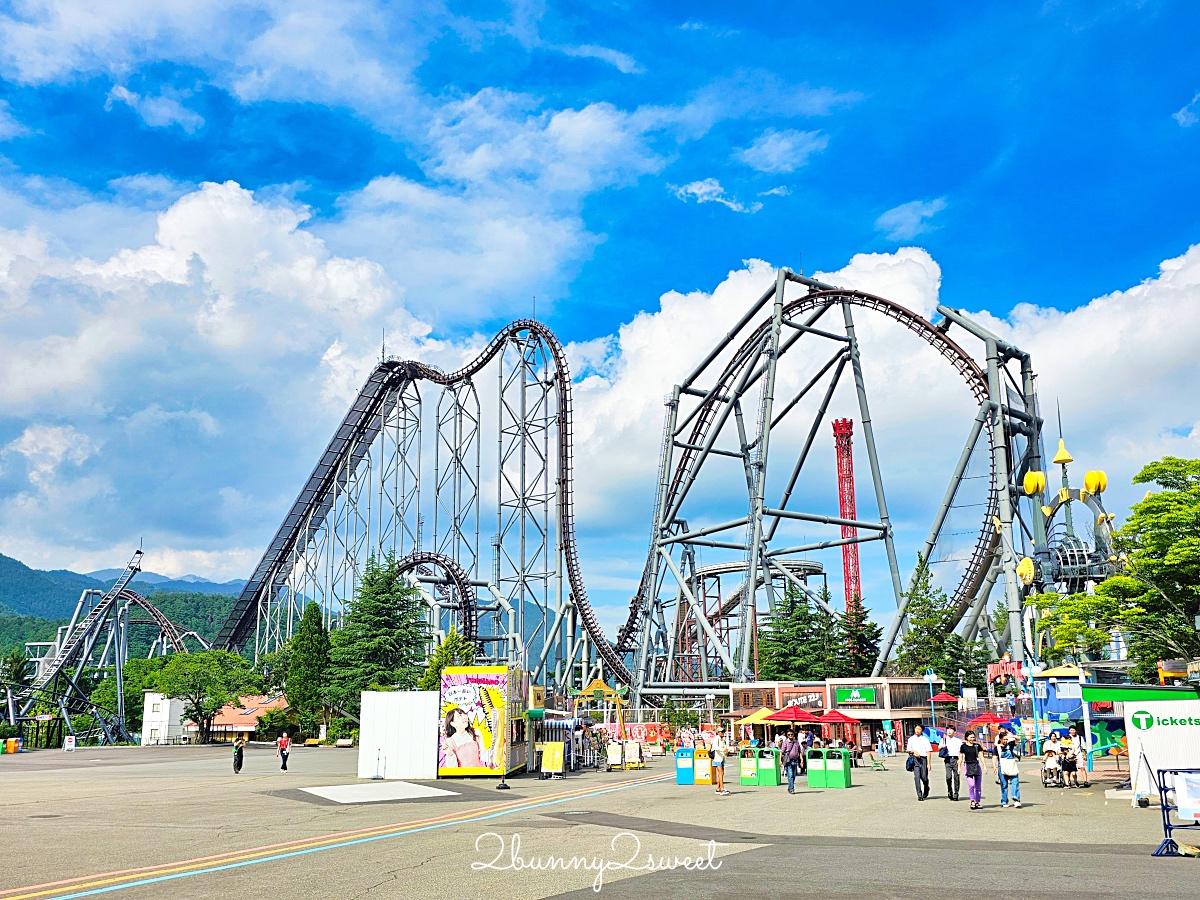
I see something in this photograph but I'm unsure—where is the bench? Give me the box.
[335,739,354,748]
[304,738,320,747]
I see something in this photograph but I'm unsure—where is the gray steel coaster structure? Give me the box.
[216,267,1057,700]
[218,321,632,691]
[6,550,201,744]
[623,269,1047,702]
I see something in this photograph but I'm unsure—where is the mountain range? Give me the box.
[0,552,246,619]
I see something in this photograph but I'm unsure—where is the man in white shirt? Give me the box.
[907,724,933,801]
[941,726,964,801]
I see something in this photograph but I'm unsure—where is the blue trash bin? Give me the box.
[675,747,695,785]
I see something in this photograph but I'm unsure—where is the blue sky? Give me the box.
[1,1,1199,632]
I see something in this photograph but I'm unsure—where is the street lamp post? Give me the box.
[925,667,937,728]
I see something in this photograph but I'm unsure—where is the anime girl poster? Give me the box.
[438,666,507,776]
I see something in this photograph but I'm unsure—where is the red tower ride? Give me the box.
[831,418,862,612]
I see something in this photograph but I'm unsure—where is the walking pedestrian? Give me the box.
[711,731,730,795]
[781,729,802,794]
[277,731,291,772]
[232,735,247,774]
[995,728,1022,808]
[941,726,963,800]
[1063,725,1085,787]
[959,730,985,808]
[906,724,932,801]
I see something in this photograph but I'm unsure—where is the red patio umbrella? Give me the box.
[765,706,823,724]
[930,692,960,703]
[967,711,1007,727]
[817,710,862,725]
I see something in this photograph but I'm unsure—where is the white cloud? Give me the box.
[5,424,95,484]
[874,197,948,241]
[106,85,204,132]
[671,178,762,213]
[424,89,664,195]
[737,128,828,173]
[1174,92,1200,127]
[758,186,790,197]
[0,100,28,140]
[557,43,642,75]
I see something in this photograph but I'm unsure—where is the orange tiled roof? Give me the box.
[186,694,289,730]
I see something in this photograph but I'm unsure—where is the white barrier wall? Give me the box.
[1125,699,1200,802]
[357,691,439,780]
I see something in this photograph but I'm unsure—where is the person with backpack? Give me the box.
[940,726,963,800]
[232,735,247,774]
[781,729,802,794]
[710,730,730,796]
[995,729,1023,808]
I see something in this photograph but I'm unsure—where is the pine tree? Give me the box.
[417,625,476,691]
[895,555,956,677]
[326,553,430,716]
[806,586,847,679]
[288,601,330,732]
[759,587,812,680]
[840,594,883,677]
[759,585,846,680]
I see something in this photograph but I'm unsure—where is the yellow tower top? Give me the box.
[1052,438,1073,465]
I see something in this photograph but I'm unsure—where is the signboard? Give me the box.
[1124,700,1200,802]
[603,722,663,743]
[1187,659,1200,684]
[835,687,877,705]
[540,741,565,775]
[439,666,512,777]
[1177,773,1200,821]
[34,714,54,722]
[63,735,76,752]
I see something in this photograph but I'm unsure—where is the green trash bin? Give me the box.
[739,748,758,786]
[825,748,852,788]
[757,747,781,786]
[805,748,827,788]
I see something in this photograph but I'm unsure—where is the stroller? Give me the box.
[1041,750,1065,788]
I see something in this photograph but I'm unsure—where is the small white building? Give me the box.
[141,691,187,745]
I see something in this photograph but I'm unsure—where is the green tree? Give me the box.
[288,601,330,733]
[88,656,167,733]
[895,556,989,687]
[417,625,475,692]
[1,647,32,687]
[759,585,845,680]
[1029,457,1200,682]
[896,556,955,676]
[256,645,291,694]
[155,650,261,743]
[661,698,699,730]
[840,597,883,677]
[326,554,430,716]
[942,633,989,692]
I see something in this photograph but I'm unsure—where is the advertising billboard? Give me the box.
[439,665,527,777]
[835,687,877,705]
[439,666,508,776]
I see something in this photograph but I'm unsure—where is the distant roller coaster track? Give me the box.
[218,278,1023,689]
[616,289,998,656]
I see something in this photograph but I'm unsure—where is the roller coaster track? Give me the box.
[218,320,633,682]
[615,289,999,655]
[220,285,1011,688]
[27,588,188,694]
